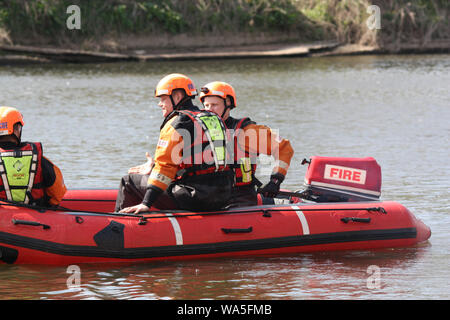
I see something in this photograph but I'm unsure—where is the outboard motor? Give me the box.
[301,156,382,202]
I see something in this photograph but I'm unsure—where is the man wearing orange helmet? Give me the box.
[199,81,294,207]
[0,106,66,206]
[116,74,233,213]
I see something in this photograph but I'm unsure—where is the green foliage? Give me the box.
[0,0,448,47]
[300,1,330,22]
[0,0,315,41]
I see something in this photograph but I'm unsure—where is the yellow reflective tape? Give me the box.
[240,157,252,183]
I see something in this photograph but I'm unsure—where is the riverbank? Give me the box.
[1,39,449,65]
[0,0,449,64]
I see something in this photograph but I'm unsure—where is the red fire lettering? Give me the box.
[330,167,339,178]
[353,171,361,182]
[343,170,352,180]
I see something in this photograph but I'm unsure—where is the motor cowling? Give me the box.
[302,156,382,202]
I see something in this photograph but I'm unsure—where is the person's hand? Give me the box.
[128,152,154,175]
[119,203,150,214]
[259,173,285,198]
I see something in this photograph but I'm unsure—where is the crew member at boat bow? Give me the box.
[0,106,66,206]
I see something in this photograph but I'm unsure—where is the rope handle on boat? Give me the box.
[125,206,388,224]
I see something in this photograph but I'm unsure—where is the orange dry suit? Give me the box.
[0,141,66,206]
[142,103,233,211]
[225,116,294,206]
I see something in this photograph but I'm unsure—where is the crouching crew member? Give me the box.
[0,106,66,206]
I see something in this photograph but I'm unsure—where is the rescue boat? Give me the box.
[0,157,431,265]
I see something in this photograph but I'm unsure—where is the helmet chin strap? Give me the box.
[170,93,190,112]
[221,98,235,119]
[221,105,230,119]
[13,133,21,144]
[13,125,22,144]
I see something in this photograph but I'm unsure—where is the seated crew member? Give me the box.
[199,81,294,207]
[116,73,233,214]
[0,106,66,206]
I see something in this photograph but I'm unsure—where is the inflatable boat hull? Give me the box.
[0,189,431,265]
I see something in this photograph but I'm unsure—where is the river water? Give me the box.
[0,54,448,300]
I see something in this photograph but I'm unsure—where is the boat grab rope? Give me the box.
[0,199,139,218]
[0,197,387,225]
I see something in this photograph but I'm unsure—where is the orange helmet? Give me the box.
[154,73,197,98]
[199,81,237,109]
[0,106,24,136]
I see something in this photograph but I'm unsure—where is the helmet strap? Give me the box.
[170,92,190,111]
[169,95,177,110]
[221,105,230,119]
[221,98,234,119]
[13,123,22,144]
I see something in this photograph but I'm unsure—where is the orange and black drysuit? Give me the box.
[225,116,294,207]
[0,141,66,206]
[115,101,233,212]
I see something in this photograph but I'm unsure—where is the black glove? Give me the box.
[260,173,285,198]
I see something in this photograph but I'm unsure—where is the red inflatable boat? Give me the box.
[0,157,431,265]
